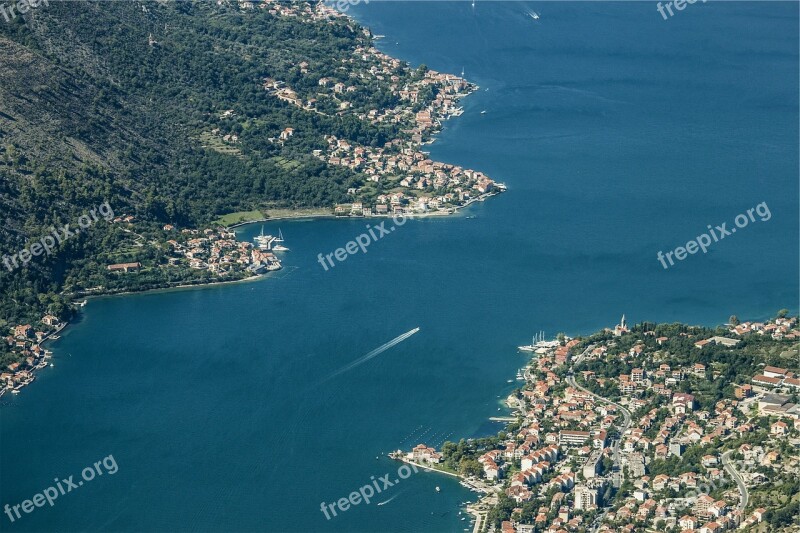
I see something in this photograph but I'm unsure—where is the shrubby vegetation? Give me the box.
[0,1,433,325]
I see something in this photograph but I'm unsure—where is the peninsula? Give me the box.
[0,0,500,392]
[394,313,800,532]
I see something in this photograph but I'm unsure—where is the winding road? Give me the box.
[567,345,632,476]
[567,344,633,531]
[721,450,749,512]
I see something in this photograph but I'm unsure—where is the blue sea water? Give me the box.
[1,2,797,532]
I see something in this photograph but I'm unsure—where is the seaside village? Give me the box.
[159,225,282,276]
[396,315,800,533]
[1,317,60,397]
[103,218,283,278]
[257,1,504,217]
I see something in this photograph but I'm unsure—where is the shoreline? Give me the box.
[226,189,503,230]
[74,269,268,303]
[392,318,800,532]
[388,453,497,533]
[1,273,273,398]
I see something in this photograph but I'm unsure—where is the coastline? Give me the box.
[392,317,800,532]
[1,272,273,398]
[226,189,503,229]
[5,33,500,398]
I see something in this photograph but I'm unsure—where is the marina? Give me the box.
[517,331,557,352]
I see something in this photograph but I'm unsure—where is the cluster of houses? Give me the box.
[576,322,799,532]
[163,227,281,275]
[2,315,60,396]
[401,315,798,532]
[728,316,798,340]
[256,1,503,215]
[321,134,499,215]
[104,225,281,277]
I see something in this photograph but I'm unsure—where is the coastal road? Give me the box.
[721,451,749,512]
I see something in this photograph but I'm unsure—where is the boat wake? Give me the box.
[377,493,401,506]
[321,328,421,383]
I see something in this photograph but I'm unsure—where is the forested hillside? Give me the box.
[0,0,416,325]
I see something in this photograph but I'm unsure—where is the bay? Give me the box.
[1,2,797,532]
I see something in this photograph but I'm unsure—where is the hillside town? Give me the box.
[258,0,504,216]
[394,314,800,532]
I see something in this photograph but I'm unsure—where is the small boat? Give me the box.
[11,390,20,394]
[480,110,487,114]
[49,363,54,367]
[529,11,540,20]
[435,486,440,492]
[507,379,513,383]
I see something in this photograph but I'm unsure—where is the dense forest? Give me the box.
[0,1,428,326]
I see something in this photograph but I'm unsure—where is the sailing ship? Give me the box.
[271,229,289,252]
[518,330,547,352]
[254,226,275,250]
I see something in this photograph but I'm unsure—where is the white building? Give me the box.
[574,485,598,510]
